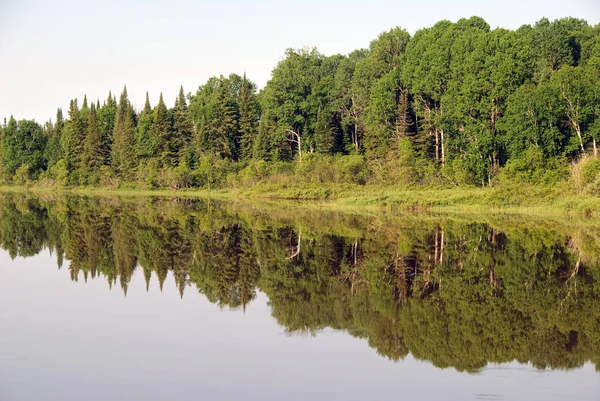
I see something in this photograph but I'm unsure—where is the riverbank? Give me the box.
[1,181,599,216]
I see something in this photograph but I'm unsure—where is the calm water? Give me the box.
[0,194,599,401]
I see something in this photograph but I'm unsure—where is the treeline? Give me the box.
[2,194,600,371]
[2,16,600,188]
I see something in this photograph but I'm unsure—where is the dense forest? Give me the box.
[2,16,600,191]
[1,194,600,371]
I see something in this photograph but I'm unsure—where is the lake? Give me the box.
[0,194,599,401]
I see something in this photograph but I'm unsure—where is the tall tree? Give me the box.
[210,76,239,159]
[150,92,172,166]
[83,103,102,180]
[172,86,194,163]
[45,108,64,169]
[111,86,137,178]
[63,99,86,176]
[136,92,156,160]
[238,74,258,161]
[97,91,117,166]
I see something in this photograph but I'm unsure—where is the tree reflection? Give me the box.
[1,193,599,372]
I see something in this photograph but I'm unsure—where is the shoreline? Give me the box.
[1,184,599,217]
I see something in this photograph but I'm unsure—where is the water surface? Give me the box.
[0,194,599,400]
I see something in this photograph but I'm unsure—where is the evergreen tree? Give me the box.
[211,76,239,159]
[111,86,137,178]
[63,99,86,176]
[83,103,102,181]
[45,109,64,169]
[238,74,258,160]
[150,93,172,166]
[173,86,194,163]
[80,94,90,135]
[136,92,156,159]
[97,91,117,166]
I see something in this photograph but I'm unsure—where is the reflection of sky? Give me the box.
[0,250,598,401]
[1,0,600,124]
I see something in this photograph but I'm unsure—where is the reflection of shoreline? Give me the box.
[0,194,599,373]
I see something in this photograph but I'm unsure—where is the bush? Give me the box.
[296,153,337,183]
[135,159,159,189]
[336,155,369,185]
[447,158,477,186]
[571,155,600,193]
[497,147,569,187]
[237,159,271,184]
[99,166,119,187]
[13,164,30,185]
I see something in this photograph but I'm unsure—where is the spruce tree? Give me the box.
[64,99,85,175]
[211,76,239,159]
[80,94,90,134]
[238,74,258,160]
[97,91,117,166]
[136,92,156,160]
[111,86,137,178]
[150,93,173,166]
[83,103,102,181]
[45,108,63,169]
[173,86,194,163]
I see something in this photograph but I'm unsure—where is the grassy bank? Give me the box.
[2,181,600,216]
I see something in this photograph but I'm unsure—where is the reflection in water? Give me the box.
[1,194,600,373]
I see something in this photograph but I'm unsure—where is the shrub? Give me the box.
[336,155,369,185]
[295,153,337,183]
[571,155,600,193]
[13,164,30,185]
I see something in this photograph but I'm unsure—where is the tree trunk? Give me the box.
[287,129,302,162]
[354,120,359,153]
[435,127,439,162]
[440,129,445,167]
[576,124,584,153]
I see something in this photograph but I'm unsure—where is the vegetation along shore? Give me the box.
[2,16,600,213]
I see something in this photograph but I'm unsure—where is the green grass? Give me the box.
[2,181,599,216]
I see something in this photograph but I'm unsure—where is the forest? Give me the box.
[2,16,600,195]
[1,193,600,372]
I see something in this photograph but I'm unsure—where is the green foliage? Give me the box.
[497,147,569,186]
[3,16,600,193]
[111,87,137,179]
[2,117,47,179]
[571,156,600,193]
[136,92,156,159]
[13,164,30,185]
[49,159,69,186]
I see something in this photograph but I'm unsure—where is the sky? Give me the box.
[1,0,599,124]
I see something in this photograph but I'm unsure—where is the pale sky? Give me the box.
[1,0,599,124]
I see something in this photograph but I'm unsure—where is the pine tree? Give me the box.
[45,108,64,170]
[150,93,173,166]
[97,91,117,166]
[64,99,85,175]
[238,74,258,160]
[173,86,194,163]
[80,94,90,134]
[211,76,239,159]
[111,86,137,178]
[83,103,102,181]
[136,92,156,159]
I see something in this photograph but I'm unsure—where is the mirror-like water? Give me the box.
[0,194,599,400]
